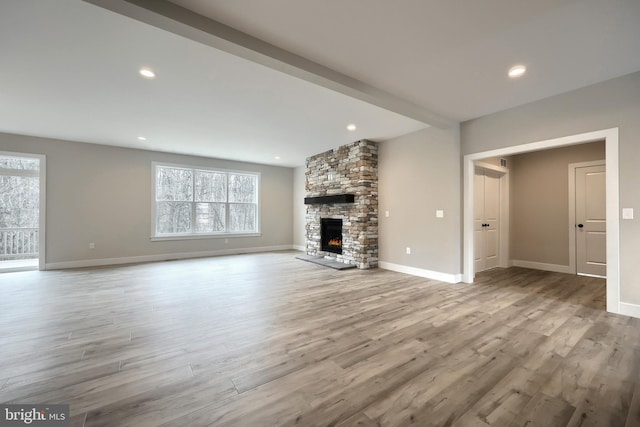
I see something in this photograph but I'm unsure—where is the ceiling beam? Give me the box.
[83,0,454,129]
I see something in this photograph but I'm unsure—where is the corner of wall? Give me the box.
[293,165,306,249]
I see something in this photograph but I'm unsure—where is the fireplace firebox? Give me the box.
[321,218,343,254]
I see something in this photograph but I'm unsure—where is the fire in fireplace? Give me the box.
[321,218,343,254]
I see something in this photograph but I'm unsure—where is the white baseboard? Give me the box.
[619,302,640,319]
[45,245,294,270]
[378,261,462,284]
[0,266,38,273]
[292,245,305,252]
[510,260,571,274]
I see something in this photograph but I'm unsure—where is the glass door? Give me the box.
[0,154,41,271]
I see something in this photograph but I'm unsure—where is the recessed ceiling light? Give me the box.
[274,156,281,160]
[139,68,156,79]
[508,65,526,78]
[346,124,357,131]
[137,136,147,141]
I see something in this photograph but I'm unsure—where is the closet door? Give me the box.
[474,169,500,273]
[575,164,606,277]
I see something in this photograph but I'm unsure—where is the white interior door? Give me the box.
[575,164,606,277]
[474,169,500,273]
[474,172,485,273]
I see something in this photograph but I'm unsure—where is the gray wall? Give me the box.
[0,132,293,266]
[292,165,306,250]
[378,126,461,275]
[462,71,640,304]
[510,142,605,266]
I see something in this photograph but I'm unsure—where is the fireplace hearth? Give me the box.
[321,218,342,254]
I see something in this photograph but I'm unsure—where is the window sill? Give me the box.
[151,233,261,242]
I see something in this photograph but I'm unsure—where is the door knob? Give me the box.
[577,224,584,228]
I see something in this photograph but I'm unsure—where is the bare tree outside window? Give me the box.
[195,171,226,202]
[0,157,39,171]
[0,176,39,228]
[228,174,257,232]
[228,174,256,203]
[156,167,193,234]
[194,171,227,233]
[196,203,225,233]
[229,203,256,232]
[0,156,40,261]
[154,164,258,236]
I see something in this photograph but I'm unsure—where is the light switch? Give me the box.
[435,210,444,218]
[622,208,634,220]
[385,210,389,217]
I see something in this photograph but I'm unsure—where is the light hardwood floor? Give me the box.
[1,251,638,426]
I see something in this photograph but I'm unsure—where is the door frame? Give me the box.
[474,161,509,271]
[0,150,46,271]
[463,128,620,315]
[568,160,605,275]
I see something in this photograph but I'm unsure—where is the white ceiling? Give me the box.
[0,0,426,167]
[169,0,640,122]
[2,0,640,168]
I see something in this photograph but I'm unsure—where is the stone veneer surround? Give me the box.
[305,140,378,269]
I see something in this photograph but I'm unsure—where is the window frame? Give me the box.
[151,161,261,241]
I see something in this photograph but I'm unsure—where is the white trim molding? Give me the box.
[378,261,462,284]
[0,266,38,274]
[45,245,294,270]
[510,260,571,274]
[463,128,620,315]
[619,302,640,319]
[293,245,305,252]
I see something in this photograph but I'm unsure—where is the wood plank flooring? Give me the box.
[1,251,638,426]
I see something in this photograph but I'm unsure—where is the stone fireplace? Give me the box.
[305,140,378,269]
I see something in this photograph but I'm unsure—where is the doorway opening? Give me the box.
[463,128,620,314]
[0,152,45,272]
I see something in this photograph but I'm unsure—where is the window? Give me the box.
[153,163,259,238]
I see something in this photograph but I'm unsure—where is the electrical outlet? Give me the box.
[89,242,95,249]
[406,247,411,255]
[436,210,444,218]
